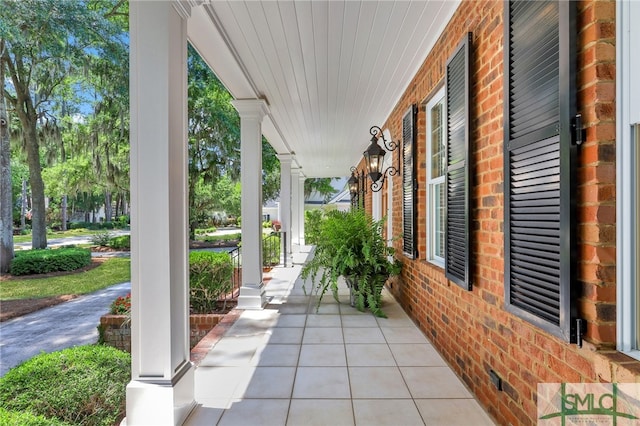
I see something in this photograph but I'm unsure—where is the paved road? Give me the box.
[14,230,130,250]
[0,282,131,377]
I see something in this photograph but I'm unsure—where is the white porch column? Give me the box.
[232,99,269,309]
[127,2,194,425]
[298,174,306,245]
[291,168,301,246]
[277,154,293,263]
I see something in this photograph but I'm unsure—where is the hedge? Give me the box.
[189,251,233,313]
[0,345,130,426]
[10,247,92,276]
[108,235,130,250]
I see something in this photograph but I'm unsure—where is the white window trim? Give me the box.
[426,87,446,268]
[616,0,640,360]
[387,163,394,255]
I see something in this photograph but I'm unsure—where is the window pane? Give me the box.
[434,182,446,258]
[430,102,445,179]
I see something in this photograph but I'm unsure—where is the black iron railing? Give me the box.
[263,231,281,267]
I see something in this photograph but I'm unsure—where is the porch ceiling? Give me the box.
[188,0,459,178]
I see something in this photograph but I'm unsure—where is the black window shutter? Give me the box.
[504,0,578,342]
[402,105,417,258]
[445,33,472,290]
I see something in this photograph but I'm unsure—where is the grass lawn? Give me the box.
[0,258,131,300]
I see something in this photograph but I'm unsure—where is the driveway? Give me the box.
[0,282,131,377]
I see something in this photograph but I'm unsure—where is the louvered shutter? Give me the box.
[504,0,578,341]
[402,105,417,258]
[445,33,472,290]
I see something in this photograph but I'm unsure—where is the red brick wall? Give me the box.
[360,1,635,424]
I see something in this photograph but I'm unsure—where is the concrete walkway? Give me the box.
[0,281,131,376]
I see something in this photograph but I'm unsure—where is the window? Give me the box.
[617,0,640,359]
[426,89,446,267]
[402,105,417,258]
[444,33,472,290]
[504,0,578,342]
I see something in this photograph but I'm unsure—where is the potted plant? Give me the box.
[301,209,401,317]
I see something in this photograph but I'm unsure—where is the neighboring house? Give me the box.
[325,186,351,212]
[127,1,639,424]
[305,177,348,209]
[262,200,279,223]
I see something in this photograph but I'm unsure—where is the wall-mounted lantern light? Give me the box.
[348,166,366,209]
[363,126,400,192]
[348,168,359,200]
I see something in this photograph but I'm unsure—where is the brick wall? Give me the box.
[99,314,222,352]
[359,1,636,424]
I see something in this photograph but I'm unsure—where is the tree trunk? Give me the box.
[0,68,14,273]
[23,118,47,248]
[114,193,120,218]
[123,194,129,217]
[9,68,46,247]
[104,190,112,223]
[20,179,26,231]
[61,194,67,231]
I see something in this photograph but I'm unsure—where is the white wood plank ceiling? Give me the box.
[189,0,460,178]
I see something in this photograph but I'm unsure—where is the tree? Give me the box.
[262,138,280,202]
[305,178,338,202]
[212,176,241,219]
[1,0,126,248]
[187,45,283,233]
[0,38,13,272]
[187,44,240,235]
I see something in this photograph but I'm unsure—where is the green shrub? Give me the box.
[90,231,114,247]
[305,209,325,245]
[9,247,92,276]
[114,216,129,228]
[69,222,90,230]
[0,407,71,425]
[195,227,217,235]
[0,345,130,426]
[189,251,234,313]
[69,222,116,231]
[200,233,241,243]
[108,235,130,250]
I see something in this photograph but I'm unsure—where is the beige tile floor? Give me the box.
[185,258,495,426]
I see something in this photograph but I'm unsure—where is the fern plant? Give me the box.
[301,209,401,317]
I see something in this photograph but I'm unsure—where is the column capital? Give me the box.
[277,153,295,164]
[231,99,269,121]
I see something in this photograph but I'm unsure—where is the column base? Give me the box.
[237,283,267,309]
[124,362,195,426]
